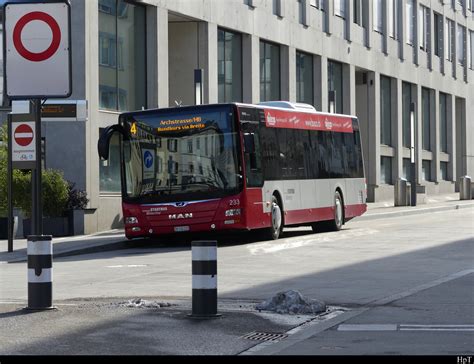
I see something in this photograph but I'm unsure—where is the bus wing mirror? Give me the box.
[243,133,255,154]
[98,124,129,161]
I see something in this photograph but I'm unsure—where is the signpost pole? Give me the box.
[7,115,14,252]
[33,99,43,236]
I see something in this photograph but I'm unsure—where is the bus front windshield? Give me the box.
[122,105,241,203]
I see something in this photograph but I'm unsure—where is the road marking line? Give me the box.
[337,324,474,332]
[338,324,397,331]
[106,265,148,268]
[400,325,474,332]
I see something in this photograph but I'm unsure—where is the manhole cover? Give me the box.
[242,332,288,342]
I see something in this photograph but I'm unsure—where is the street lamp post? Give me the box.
[410,102,417,206]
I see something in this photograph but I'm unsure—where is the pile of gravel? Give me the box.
[256,290,326,315]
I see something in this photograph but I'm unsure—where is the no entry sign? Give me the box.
[11,121,36,164]
[4,1,71,99]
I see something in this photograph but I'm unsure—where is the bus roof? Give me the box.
[119,102,357,120]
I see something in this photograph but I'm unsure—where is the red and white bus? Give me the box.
[98,102,367,240]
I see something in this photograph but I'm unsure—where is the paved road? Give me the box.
[0,208,473,355]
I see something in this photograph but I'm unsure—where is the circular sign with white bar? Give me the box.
[4,1,71,99]
[11,121,36,163]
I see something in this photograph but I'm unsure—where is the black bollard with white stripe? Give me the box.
[27,235,55,310]
[189,240,221,319]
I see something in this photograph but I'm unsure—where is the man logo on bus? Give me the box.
[144,151,154,169]
[169,213,193,220]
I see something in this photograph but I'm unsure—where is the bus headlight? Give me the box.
[125,217,139,224]
[225,209,241,217]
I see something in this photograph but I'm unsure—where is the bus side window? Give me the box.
[242,124,263,187]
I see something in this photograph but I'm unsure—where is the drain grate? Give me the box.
[242,332,288,342]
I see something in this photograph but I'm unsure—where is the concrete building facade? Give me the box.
[1,0,473,234]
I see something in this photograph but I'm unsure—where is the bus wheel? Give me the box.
[312,191,344,233]
[264,195,283,240]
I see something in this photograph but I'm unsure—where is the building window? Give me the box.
[403,158,412,181]
[434,13,442,57]
[402,82,413,148]
[260,41,280,102]
[470,31,474,70]
[353,0,363,26]
[296,51,313,105]
[445,19,454,62]
[310,0,325,9]
[98,0,146,111]
[298,0,304,24]
[422,160,432,181]
[381,156,393,185]
[406,0,415,45]
[328,60,343,114]
[457,24,465,65]
[419,5,429,51]
[422,88,431,151]
[334,0,346,18]
[388,0,398,39]
[272,0,282,17]
[440,162,449,181]
[373,0,383,33]
[99,129,121,193]
[380,76,392,146]
[439,93,448,153]
[218,29,242,103]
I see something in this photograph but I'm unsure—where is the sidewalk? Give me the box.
[1,193,473,263]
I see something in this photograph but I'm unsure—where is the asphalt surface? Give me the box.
[0,196,473,355]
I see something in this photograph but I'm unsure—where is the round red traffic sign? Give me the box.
[14,124,34,147]
[13,11,61,62]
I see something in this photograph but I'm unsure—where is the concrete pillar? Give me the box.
[198,22,218,104]
[447,93,456,182]
[281,46,296,102]
[433,90,440,182]
[315,56,328,112]
[394,78,403,179]
[242,34,260,104]
[367,71,381,201]
[147,6,168,108]
[415,84,423,184]
[343,63,356,115]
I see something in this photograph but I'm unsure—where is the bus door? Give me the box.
[239,108,266,229]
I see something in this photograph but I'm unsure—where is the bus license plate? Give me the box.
[174,226,190,232]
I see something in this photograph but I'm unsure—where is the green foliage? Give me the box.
[0,123,75,218]
[15,169,69,218]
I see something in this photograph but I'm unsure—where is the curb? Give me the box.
[358,202,474,222]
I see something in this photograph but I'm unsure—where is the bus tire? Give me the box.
[263,195,284,240]
[312,191,344,233]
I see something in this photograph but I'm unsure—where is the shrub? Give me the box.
[66,182,89,210]
[15,169,69,218]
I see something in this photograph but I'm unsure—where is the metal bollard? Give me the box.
[395,178,409,206]
[459,176,472,200]
[189,240,221,319]
[27,235,55,310]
